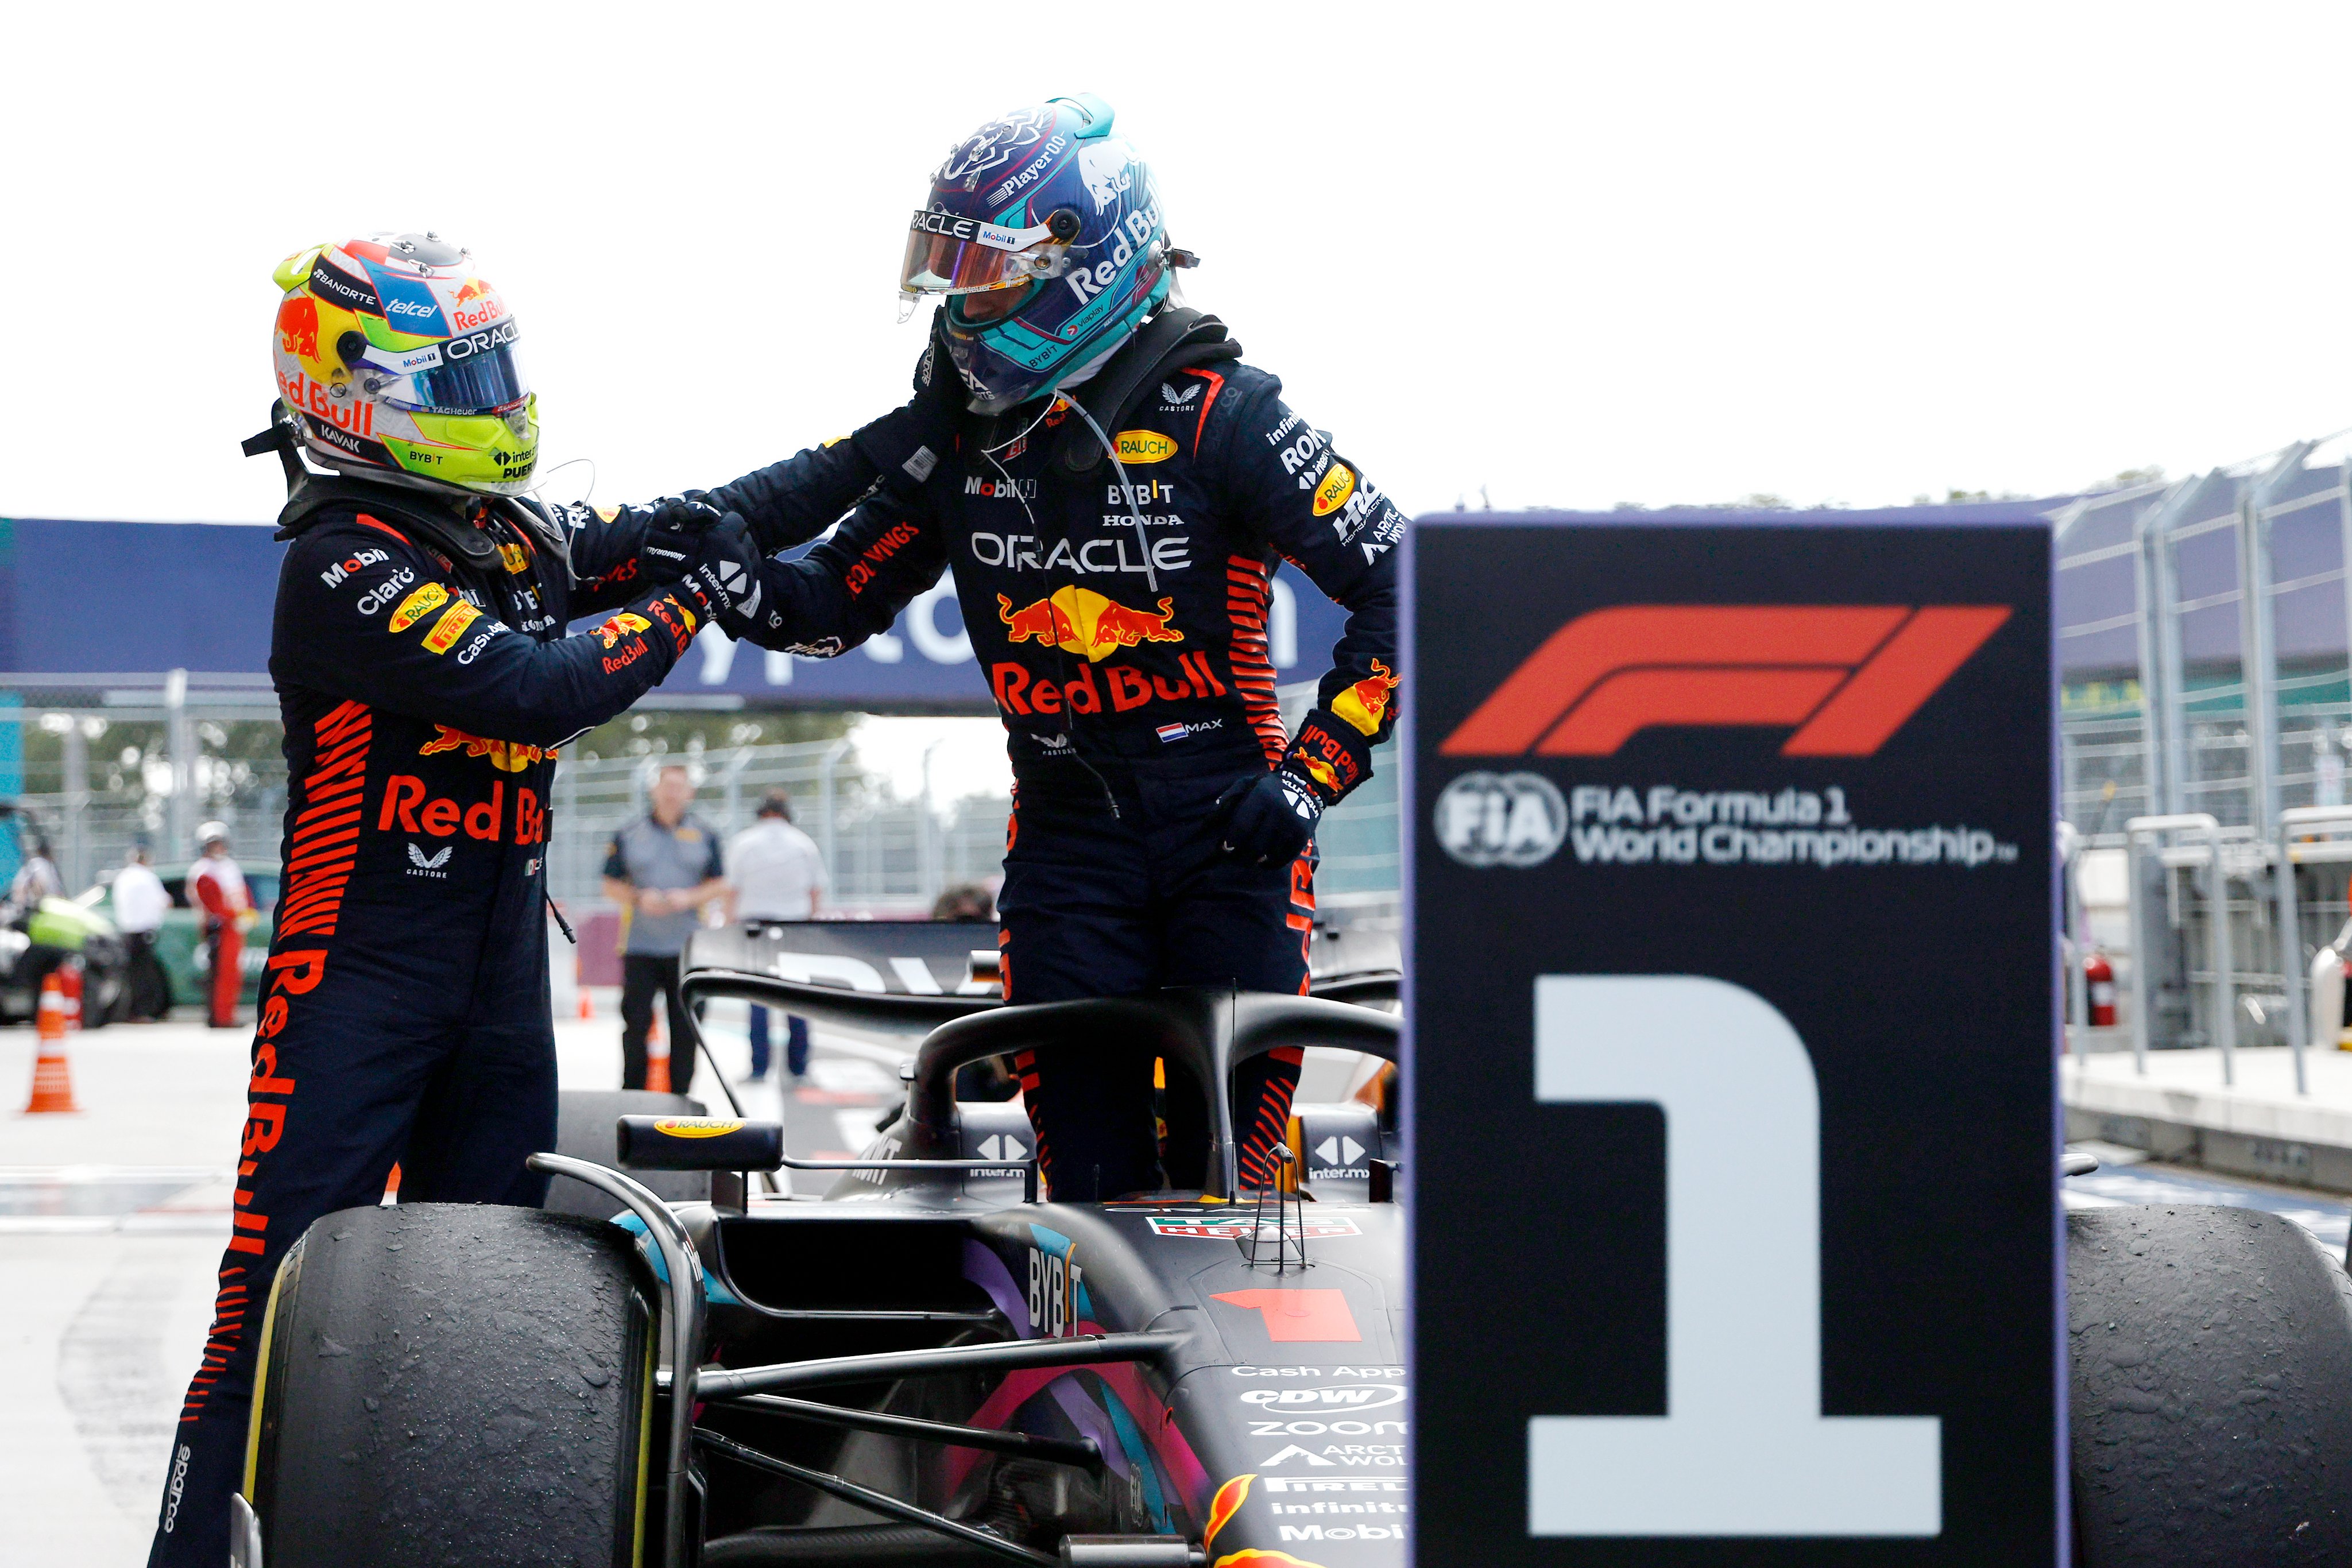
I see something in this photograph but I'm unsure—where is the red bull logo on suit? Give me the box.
[997,585,1185,663]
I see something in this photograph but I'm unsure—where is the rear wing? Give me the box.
[679,919,1400,1035]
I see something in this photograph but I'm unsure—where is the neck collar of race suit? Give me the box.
[270,463,570,579]
[969,307,1237,463]
[251,398,568,572]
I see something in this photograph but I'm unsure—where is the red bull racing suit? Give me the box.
[712,347,1404,1200]
[147,423,907,1563]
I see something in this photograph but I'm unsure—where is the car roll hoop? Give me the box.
[903,988,1400,1199]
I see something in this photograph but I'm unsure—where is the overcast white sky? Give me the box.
[12,1,2352,527]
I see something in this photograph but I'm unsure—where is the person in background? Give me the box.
[188,823,251,1029]
[10,837,61,909]
[111,845,172,1021]
[724,790,826,1082]
[602,764,724,1094]
[932,883,1015,1100]
[931,884,995,922]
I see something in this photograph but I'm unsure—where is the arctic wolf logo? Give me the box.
[1077,142,1133,212]
[937,107,1053,184]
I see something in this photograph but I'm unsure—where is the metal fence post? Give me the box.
[2240,444,2310,840]
[60,718,86,892]
[2126,814,2223,1078]
[2239,497,2279,837]
[2126,830,2152,1075]
[2136,490,2192,818]
[2209,825,2237,1085]
[819,738,849,874]
[2270,803,2352,1097]
[164,668,190,857]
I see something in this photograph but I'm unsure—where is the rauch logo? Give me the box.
[1440,605,2010,758]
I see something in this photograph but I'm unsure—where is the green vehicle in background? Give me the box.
[79,864,279,1011]
[0,803,130,1026]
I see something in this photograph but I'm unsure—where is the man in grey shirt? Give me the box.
[601,764,725,1093]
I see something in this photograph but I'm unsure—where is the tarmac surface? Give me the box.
[0,997,1372,1561]
[5,1008,2345,1562]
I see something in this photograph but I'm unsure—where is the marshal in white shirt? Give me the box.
[726,816,827,922]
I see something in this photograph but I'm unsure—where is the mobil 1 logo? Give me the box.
[1406,515,2055,1566]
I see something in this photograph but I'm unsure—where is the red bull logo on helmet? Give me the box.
[1330,659,1400,737]
[447,278,507,334]
[419,724,551,773]
[997,586,1183,663]
[276,295,320,363]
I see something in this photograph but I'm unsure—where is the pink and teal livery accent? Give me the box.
[961,1233,1213,1530]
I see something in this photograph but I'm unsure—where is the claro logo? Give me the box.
[1440,605,2010,758]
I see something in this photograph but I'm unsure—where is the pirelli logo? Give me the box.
[1440,605,2011,758]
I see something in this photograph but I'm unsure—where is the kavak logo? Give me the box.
[1441,605,2011,758]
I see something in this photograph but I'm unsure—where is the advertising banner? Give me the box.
[0,520,1346,712]
[1407,515,2056,1564]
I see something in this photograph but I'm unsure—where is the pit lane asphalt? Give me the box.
[0,998,884,1562]
[10,1015,2335,1564]
[0,1001,1371,1560]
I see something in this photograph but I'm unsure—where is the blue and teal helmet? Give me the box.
[898,94,1173,414]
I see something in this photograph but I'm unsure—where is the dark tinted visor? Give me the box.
[401,340,528,415]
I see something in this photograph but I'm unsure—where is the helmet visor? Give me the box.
[360,323,529,415]
[899,210,1069,299]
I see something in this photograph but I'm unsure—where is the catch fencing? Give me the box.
[0,683,1403,919]
[2057,434,2352,1075]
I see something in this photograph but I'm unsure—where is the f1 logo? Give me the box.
[1441,605,2010,757]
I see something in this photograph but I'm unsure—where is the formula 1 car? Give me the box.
[231,919,2352,1567]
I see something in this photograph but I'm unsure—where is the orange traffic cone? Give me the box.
[59,961,83,1031]
[23,973,79,1113]
[382,1162,402,1205]
[645,1010,671,1093]
[578,988,595,1020]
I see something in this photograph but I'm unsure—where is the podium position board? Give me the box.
[1406,518,2055,1565]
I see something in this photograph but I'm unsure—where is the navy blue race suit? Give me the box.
[711,353,1405,1199]
[147,424,904,1565]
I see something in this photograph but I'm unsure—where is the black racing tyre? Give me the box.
[545,1089,712,1218]
[246,1203,656,1566]
[2068,1204,2352,1562]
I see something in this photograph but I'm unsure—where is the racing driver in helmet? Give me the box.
[679,96,1405,1202]
[148,231,954,1567]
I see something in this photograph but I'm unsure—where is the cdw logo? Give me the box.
[1440,605,2010,757]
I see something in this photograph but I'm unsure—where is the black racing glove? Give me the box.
[1214,767,1323,867]
[1213,709,1376,865]
[639,493,725,584]
[849,308,964,490]
[672,512,764,638]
